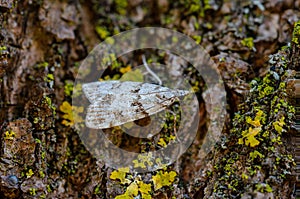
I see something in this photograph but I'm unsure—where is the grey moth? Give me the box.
[82,81,190,129]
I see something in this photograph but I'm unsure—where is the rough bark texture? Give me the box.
[289,20,300,198]
[0,0,299,198]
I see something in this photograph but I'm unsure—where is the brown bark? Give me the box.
[0,0,299,198]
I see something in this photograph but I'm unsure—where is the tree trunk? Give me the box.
[289,20,300,198]
[0,0,299,198]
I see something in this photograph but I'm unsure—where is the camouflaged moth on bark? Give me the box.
[82,81,190,129]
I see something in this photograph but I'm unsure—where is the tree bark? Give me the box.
[0,0,299,198]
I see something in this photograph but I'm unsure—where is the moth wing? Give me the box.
[83,81,189,102]
[83,81,191,129]
[138,82,190,98]
[85,92,178,129]
[82,81,114,103]
[82,81,145,103]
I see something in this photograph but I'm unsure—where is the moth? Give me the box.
[82,81,190,129]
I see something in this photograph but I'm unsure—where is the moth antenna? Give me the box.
[142,55,162,85]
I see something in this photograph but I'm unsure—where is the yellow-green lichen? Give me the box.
[110,167,152,199]
[95,26,110,40]
[110,167,131,185]
[46,185,52,193]
[255,183,273,193]
[192,35,202,44]
[238,110,264,147]
[185,0,211,17]
[35,62,49,69]
[0,46,7,51]
[39,170,45,178]
[43,96,56,115]
[151,170,177,191]
[114,0,128,15]
[110,167,177,199]
[94,185,101,195]
[249,150,264,161]
[157,138,167,147]
[59,101,84,127]
[64,81,82,98]
[119,68,144,82]
[292,20,300,46]
[210,50,295,197]
[115,180,152,199]
[272,116,285,134]
[64,81,73,97]
[241,37,255,49]
[29,188,37,195]
[26,169,34,178]
[4,130,15,140]
[132,153,154,169]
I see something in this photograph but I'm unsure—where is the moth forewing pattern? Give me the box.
[82,81,190,129]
